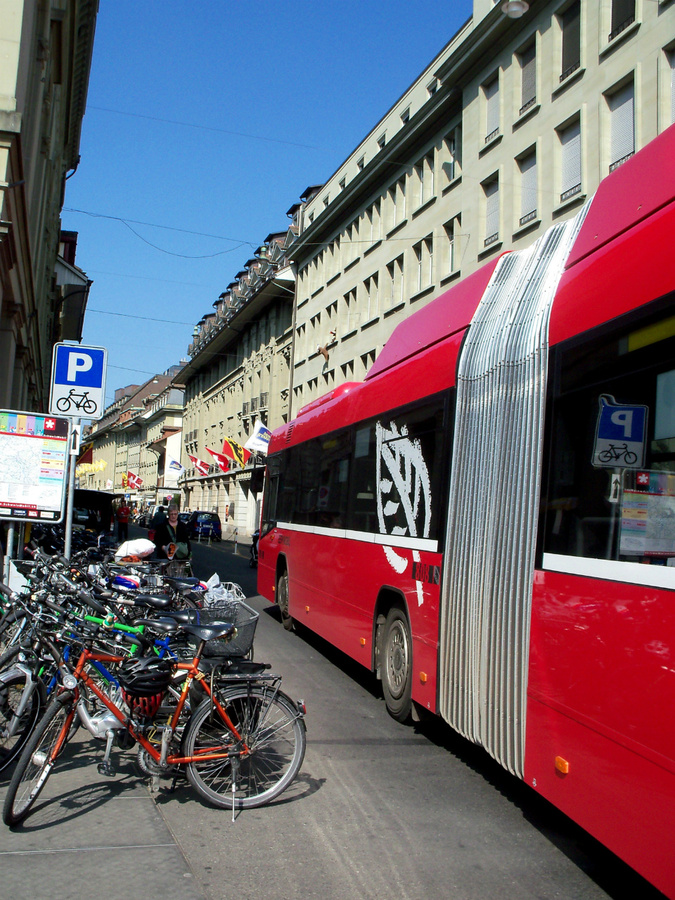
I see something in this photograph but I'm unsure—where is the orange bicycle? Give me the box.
[2,617,306,826]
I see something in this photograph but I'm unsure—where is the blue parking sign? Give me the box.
[593,394,648,468]
[49,344,107,420]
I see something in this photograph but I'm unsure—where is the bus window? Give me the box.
[542,299,675,571]
[348,395,448,543]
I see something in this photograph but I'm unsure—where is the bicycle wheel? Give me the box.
[182,685,306,809]
[3,695,77,826]
[55,396,71,412]
[0,670,45,773]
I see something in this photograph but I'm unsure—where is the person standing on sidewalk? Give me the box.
[152,504,191,560]
[116,501,131,542]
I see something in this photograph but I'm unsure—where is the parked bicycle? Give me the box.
[2,593,306,826]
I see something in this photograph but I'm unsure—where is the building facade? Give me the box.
[80,373,185,509]
[178,233,295,536]
[288,0,675,414]
[0,0,97,411]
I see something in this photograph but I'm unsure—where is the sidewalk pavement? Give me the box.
[0,733,208,900]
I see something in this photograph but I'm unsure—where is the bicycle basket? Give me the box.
[187,599,258,658]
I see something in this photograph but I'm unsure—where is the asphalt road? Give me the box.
[154,535,666,900]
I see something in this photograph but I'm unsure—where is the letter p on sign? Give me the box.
[67,352,93,382]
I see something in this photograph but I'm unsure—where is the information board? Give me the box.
[0,411,70,523]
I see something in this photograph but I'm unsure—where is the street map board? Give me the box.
[0,411,70,523]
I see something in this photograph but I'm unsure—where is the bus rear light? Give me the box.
[419,671,428,683]
[360,637,366,646]
[305,605,310,613]
[555,756,570,775]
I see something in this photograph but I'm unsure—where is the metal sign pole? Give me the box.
[63,420,80,559]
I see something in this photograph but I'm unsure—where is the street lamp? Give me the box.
[501,1,529,17]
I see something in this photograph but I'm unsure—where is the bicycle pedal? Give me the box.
[97,761,116,777]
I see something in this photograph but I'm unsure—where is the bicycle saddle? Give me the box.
[132,593,173,610]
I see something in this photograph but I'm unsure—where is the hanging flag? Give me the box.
[76,441,94,467]
[168,457,185,476]
[221,437,251,468]
[244,420,272,455]
[127,471,143,489]
[188,454,210,477]
[206,447,232,473]
[106,479,113,489]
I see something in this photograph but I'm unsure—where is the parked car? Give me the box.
[178,512,190,525]
[187,511,222,541]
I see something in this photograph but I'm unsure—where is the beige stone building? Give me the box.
[0,0,97,411]
[288,0,675,415]
[80,374,185,508]
[178,233,295,536]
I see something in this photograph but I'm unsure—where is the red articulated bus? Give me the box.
[258,124,675,896]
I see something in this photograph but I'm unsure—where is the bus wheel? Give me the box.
[277,571,293,631]
[381,606,412,722]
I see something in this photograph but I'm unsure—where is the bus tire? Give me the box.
[277,571,294,631]
[381,605,412,722]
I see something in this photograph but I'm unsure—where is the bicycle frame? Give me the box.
[68,644,251,767]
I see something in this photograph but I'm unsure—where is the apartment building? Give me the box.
[80,374,184,508]
[0,1,97,410]
[178,233,295,535]
[288,0,675,415]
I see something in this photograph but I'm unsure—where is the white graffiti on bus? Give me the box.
[375,420,431,605]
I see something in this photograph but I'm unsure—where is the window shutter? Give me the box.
[611,0,635,34]
[520,153,537,216]
[485,77,499,136]
[609,82,634,165]
[560,121,581,195]
[521,45,536,107]
[561,2,580,75]
[485,179,499,239]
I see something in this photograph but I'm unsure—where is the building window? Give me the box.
[560,1,581,82]
[484,74,500,143]
[519,42,536,115]
[323,196,329,209]
[412,235,433,293]
[609,0,635,42]
[387,177,406,231]
[357,156,365,171]
[427,79,438,96]
[339,177,346,191]
[518,150,537,226]
[385,255,404,309]
[414,151,435,208]
[559,118,581,202]
[377,133,386,150]
[608,80,635,171]
[363,273,379,321]
[442,215,461,275]
[342,288,357,333]
[483,176,500,247]
[367,199,381,243]
[400,107,410,125]
[442,126,462,183]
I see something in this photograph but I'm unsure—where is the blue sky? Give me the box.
[62,1,472,405]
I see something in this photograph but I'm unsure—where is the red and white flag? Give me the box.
[188,454,210,477]
[127,471,143,489]
[206,447,232,474]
